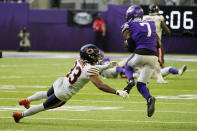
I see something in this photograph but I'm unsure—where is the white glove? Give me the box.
[116,90,129,98]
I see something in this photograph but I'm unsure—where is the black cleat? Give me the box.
[147,96,156,117]
[179,65,187,76]
[123,80,135,94]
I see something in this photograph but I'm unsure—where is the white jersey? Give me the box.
[143,15,164,39]
[101,67,119,78]
[53,59,99,101]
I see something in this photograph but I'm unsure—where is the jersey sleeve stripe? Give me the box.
[87,71,98,75]
[88,69,100,74]
[89,68,99,72]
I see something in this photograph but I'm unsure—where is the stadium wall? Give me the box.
[0,3,196,54]
[0,3,29,50]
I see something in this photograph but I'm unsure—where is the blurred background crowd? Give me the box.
[0,0,196,9]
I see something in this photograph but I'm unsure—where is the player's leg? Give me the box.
[101,67,118,78]
[116,66,127,78]
[123,54,137,93]
[133,71,140,78]
[155,61,168,84]
[161,65,187,76]
[94,32,100,47]
[137,56,157,117]
[178,65,187,75]
[158,48,165,68]
[137,65,153,99]
[161,66,180,76]
[18,86,54,109]
[13,93,65,123]
[22,94,65,117]
[0,51,2,58]
[95,32,103,49]
[161,66,171,76]
[116,67,125,74]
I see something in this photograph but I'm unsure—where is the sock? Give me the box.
[169,68,178,74]
[125,65,134,80]
[22,104,45,117]
[116,67,125,74]
[27,91,48,102]
[137,82,150,99]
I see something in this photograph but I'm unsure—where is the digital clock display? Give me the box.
[142,6,197,35]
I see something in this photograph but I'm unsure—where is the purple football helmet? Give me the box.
[126,5,144,21]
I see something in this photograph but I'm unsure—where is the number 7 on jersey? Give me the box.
[140,22,152,37]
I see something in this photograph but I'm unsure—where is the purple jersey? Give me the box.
[124,20,157,53]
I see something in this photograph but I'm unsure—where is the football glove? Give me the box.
[116,90,129,98]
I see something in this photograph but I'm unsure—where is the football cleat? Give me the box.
[179,65,187,75]
[13,112,22,123]
[123,79,135,94]
[19,98,31,109]
[147,96,156,117]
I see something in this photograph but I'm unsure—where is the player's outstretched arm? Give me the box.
[90,75,128,98]
[95,61,117,72]
[156,34,162,48]
[161,21,171,36]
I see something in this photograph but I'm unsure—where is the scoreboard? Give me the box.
[142,6,197,35]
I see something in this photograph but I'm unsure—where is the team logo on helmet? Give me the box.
[80,44,99,64]
[86,48,94,54]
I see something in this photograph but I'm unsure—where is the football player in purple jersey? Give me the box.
[121,5,162,117]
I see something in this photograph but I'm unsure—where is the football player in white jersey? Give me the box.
[98,54,187,80]
[143,4,171,84]
[97,50,187,80]
[133,65,187,78]
[12,44,128,123]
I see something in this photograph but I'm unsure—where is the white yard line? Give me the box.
[0,98,195,105]
[70,99,196,105]
[117,110,197,114]
[152,89,197,92]
[1,106,196,114]
[0,85,47,89]
[1,85,197,92]
[0,116,196,124]
[0,91,17,92]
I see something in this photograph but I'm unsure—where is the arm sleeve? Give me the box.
[95,63,111,72]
